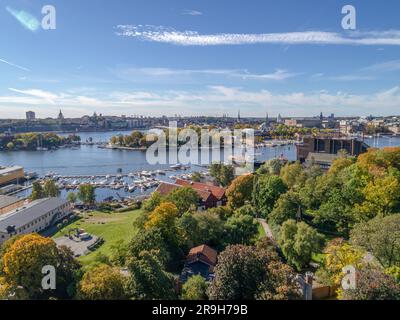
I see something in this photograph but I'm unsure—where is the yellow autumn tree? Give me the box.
[321,238,365,299]
[1,234,59,299]
[355,175,400,220]
[226,174,254,209]
[78,264,127,300]
[357,147,400,173]
[145,202,179,231]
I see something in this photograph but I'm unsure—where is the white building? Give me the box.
[0,198,72,244]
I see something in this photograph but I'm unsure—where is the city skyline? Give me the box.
[1,0,400,118]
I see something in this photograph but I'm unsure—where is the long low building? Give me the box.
[0,166,24,186]
[0,197,72,244]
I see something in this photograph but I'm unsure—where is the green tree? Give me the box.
[254,175,287,218]
[224,214,259,245]
[166,187,200,215]
[127,250,176,300]
[128,228,170,267]
[280,161,305,189]
[350,215,400,268]
[67,192,77,203]
[109,240,129,267]
[269,191,300,226]
[234,204,256,217]
[312,189,357,238]
[259,158,284,175]
[208,243,299,300]
[177,212,199,249]
[181,275,208,300]
[279,220,324,271]
[78,184,96,205]
[209,163,235,187]
[43,179,60,197]
[142,191,163,212]
[30,181,44,200]
[192,211,225,249]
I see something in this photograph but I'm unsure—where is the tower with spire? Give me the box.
[237,110,241,123]
[58,109,64,120]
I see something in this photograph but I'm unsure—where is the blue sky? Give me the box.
[0,0,400,118]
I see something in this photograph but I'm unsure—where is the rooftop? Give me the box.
[155,181,213,202]
[0,166,24,176]
[0,197,69,233]
[175,179,226,201]
[0,195,23,209]
[186,244,218,267]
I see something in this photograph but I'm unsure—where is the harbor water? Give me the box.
[0,131,399,201]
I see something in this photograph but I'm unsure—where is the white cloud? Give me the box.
[182,9,202,16]
[362,60,400,72]
[329,75,375,81]
[115,67,298,82]
[2,85,400,118]
[115,25,400,46]
[8,88,59,103]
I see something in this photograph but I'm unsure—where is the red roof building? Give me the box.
[155,179,226,209]
[180,245,218,282]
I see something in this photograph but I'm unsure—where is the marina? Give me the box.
[1,131,400,201]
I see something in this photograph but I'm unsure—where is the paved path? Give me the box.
[54,235,99,257]
[257,218,276,243]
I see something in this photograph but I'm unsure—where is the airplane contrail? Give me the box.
[0,58,30,71]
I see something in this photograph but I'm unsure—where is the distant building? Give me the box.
[0,166,24,187]
[296,136,369,170]
[388,124,400,135]
[285,118,322,128]
[26,111,36,121]
[58,109,64,120]
[180,245,218,283]
[155,179,226,209]
[277,113,283,124]
[339,120,362,135]
[0,197,72,244]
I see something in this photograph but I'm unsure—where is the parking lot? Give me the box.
[54,235,99,257]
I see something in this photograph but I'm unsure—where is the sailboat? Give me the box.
[36,135,48,151]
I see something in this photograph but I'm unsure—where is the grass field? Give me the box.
[53,209,142,265]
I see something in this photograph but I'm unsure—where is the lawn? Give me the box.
[53,209,143,266]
